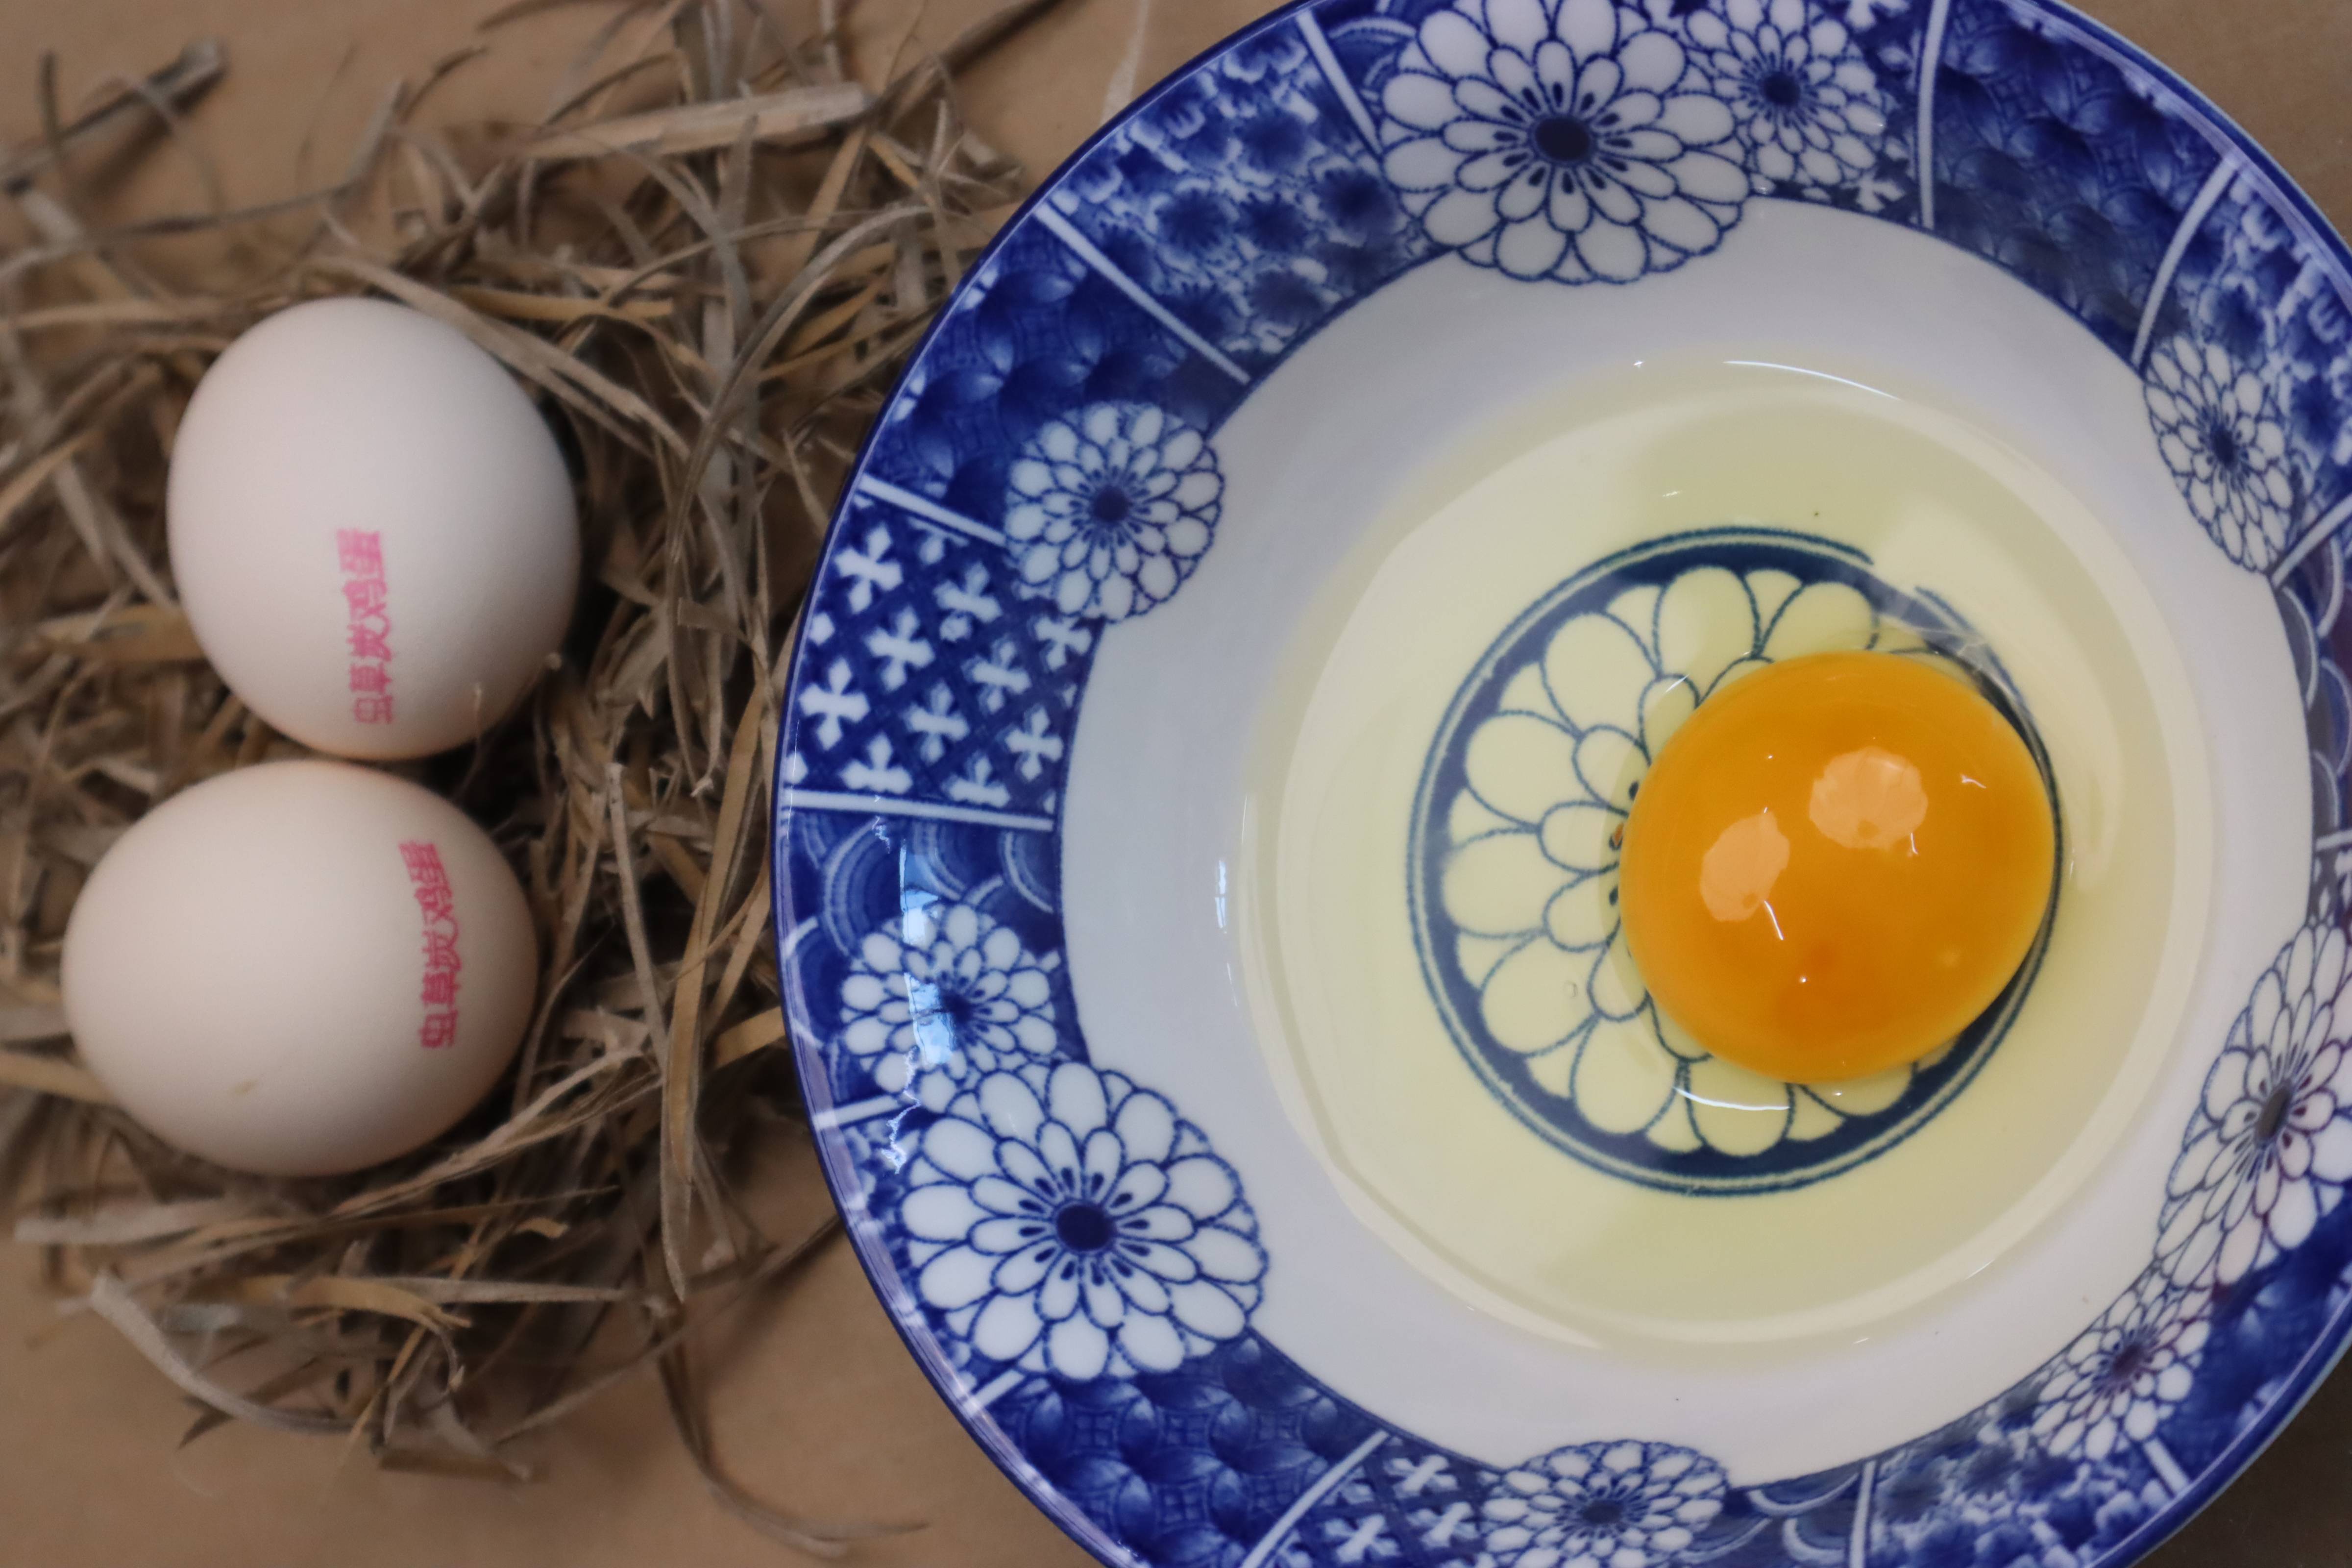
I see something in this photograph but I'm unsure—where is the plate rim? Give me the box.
[769,1,2352,1563]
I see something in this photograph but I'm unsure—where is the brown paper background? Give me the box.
[2,1,2348,1563]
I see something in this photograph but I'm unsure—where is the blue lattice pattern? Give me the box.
[987,1338,1383,1568]
[2146,1216,2352,1481]
[860,221,1251,526]
[1277,1441,1499,1567]
[2273,567,2352,841]
[1048,22,1435,373]
[775,811,1070,1105]
[2166,179,2352,527]
[1851,1190,2352,1567]
[1862,1396,2167,1568]
[1928,0,2223,357]
[2187,177,2352,834]
[782,490,1096,819]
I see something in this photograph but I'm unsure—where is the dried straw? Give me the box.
[0,0,1048,1544]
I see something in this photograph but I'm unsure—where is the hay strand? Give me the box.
[0,0,1038,1539]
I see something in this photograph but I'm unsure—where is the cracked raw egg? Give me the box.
[1618,650,2057,1084]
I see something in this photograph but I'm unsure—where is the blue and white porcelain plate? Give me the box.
[772,2,2352,1564]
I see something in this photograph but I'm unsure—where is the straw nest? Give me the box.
[0,0,1054,1547]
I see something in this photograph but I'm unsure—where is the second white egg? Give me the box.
[61,760,539,1177]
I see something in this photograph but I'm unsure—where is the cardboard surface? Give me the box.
[2,1,2349,1563]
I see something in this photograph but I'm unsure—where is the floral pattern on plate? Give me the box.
[1412,530,2043,1192]
[2156,919,2352,1286]
[901,1061,1267,1382]
[839,897,1062,1111]
[770,0,2352,1563]
[1481,1441,1727,1567]
[1376,0,1752,283]
[2142,335,2301,572]
[2032,1271,2214,1463]
[1005,402,1225,623]
[1372,0,1904,285]
[1682,0,1890,196]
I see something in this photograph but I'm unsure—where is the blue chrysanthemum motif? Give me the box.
[2031,1271,2210,1461]
[1481,1440,1727,1567]
[1682,0,1888,195]
[1004,402,1224,622]
[840,899,1061,1110]
[1430,554,1990,1174]
[2143,335,2300,571]
[902,1062,1266,1381]
[2156,920,2352,1285]
[1377,0,1751,283]
[771,0,2352,1554]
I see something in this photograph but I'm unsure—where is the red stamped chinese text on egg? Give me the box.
[339,529,394,724]
[400,840,462,1049]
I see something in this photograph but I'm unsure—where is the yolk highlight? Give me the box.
[1617,650,2056,1084]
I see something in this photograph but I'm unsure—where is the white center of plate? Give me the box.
[1060,204,2305,1477]
[1247,357,2184,1348]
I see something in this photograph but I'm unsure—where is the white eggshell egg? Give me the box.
[62,761,538,1176]
[168,298,579,760]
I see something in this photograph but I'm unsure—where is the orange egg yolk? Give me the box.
[1617,650,2056,1084]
